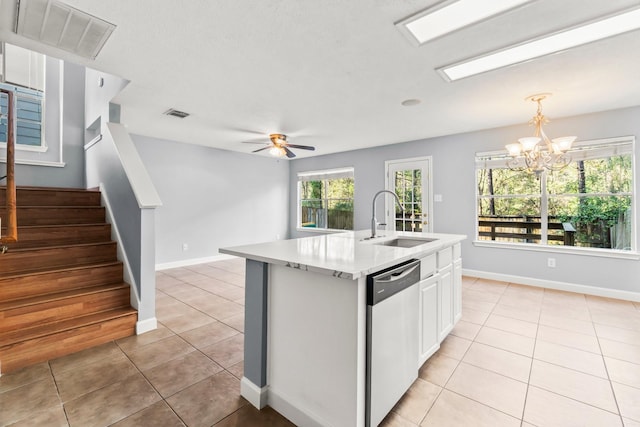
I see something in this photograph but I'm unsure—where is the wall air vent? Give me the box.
[163,109,190,119]
[15,0,116,60]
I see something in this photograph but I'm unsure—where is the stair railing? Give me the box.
[1,88,17,251]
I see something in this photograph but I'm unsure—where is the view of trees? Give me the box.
[300,177,354,229]
[477,149,633,249]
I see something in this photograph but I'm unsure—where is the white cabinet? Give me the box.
[438,265,453,341]
[419,274,439,365]
[453,258,462,322]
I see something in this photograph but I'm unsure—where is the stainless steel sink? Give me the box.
[374,238,438,248]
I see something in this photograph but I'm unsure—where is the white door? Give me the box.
[385,157,433,233]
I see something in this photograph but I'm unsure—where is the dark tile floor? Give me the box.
[2,259,640,426]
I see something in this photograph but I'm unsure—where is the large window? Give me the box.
[0,43,46,151]
[476,137,634,251]
[298,168,354,231]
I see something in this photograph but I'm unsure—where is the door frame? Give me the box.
[385,156,434,233]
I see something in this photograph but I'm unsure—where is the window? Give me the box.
[298,168,354,231]
[0,43,46,151]
[476,137,634,251]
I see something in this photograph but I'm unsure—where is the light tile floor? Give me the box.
[2,261,640,427]
[382,276,640,427]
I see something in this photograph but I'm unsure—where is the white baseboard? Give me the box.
[240,377,268,409]
[463,268,640,302]
[155,253,238,271]
[268,388,330,427]
[136,317,158,334]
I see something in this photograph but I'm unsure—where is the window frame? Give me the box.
[0,43,47,153]
[474,136,638,258]
[297,167,355,232]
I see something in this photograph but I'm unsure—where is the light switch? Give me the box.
[434,194,443,202]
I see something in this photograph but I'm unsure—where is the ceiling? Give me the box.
[1,0,640,159]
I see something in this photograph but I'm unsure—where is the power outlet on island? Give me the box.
[547,257,556,268]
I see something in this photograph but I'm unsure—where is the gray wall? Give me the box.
[133,135,290,265]
[11,60,85,188]
[289,106,640,294]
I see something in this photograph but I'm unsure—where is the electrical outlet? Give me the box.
[182,243,188,252]
[547,257,556,268]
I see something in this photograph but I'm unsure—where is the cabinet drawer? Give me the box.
[437,247,452,268]
[420,254,436,279]
[453,243,461,260]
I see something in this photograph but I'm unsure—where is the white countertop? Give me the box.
[220,230,466,279]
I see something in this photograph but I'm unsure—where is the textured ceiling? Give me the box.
[1,0,639,158]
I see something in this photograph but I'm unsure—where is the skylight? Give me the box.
[439,7,640,81]
[397,0,532,45]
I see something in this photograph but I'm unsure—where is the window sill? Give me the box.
[296,227,346,234]
[473,240,640,260]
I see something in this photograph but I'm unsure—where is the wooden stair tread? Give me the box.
[0,307,137,347]
[0,186,137,374]
[0,261,122,281]
[0,282,130,311]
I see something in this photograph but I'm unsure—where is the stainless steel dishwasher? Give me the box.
[366,258,421,427]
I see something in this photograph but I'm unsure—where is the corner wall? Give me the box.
[289,106,640,295]
[133,135,290,267]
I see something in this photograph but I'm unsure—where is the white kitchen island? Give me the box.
[220,230,465,427]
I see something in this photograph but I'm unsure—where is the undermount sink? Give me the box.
[374,237,438,248]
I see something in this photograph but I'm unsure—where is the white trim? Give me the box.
[136,317,157,334]
[268,387,330,427]
[0,158,65,167]
[155,253,238,271]
[240,377,269,409]
[84,133,102,151]
[295,227,341,234]
[472,240,640,260]
[463,268,640,302]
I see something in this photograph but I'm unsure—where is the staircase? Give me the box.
[0,186,137,374]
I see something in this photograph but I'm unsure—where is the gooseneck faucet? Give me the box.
[371,190,404,239]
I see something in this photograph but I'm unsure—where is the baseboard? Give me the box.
[463,268,640,302]
[240,377,268,409]
[268,388,330,427]
[136,317,157,334]
[156,253,238,271]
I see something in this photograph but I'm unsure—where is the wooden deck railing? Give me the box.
[478,216,575,245]
[1,88,18,247]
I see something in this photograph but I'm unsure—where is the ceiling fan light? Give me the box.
[518,137,541,152]
[269,146,287,157]
[552,136,577,152]
[506,143,522,157]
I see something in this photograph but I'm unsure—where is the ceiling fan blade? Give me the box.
[285,144,315,151]
[242,140,269,144]
[252,146,271,153]
[283,146,296,158]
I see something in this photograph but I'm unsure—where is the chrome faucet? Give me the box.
[371,190,404,239]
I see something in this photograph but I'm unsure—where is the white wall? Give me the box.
[289,106,640,295]
[133,135,290,266]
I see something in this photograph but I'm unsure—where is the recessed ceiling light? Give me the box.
[438,6,640,81]
[396,0,532,45]
[401,99,421,107]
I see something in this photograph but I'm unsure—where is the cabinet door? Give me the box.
[453,259,462,323]
[438,265,453,341]
[419,274,439,366]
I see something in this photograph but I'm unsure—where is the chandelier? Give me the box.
[505,93,576,178]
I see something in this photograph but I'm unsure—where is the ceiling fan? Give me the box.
[243,133,315,158]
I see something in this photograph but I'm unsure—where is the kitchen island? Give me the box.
[220,230,465,427]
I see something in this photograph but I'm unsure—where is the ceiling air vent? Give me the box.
[163,109,190,119]
[15,0,116,60]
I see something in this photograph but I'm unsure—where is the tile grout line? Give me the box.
[587,297,626,426]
